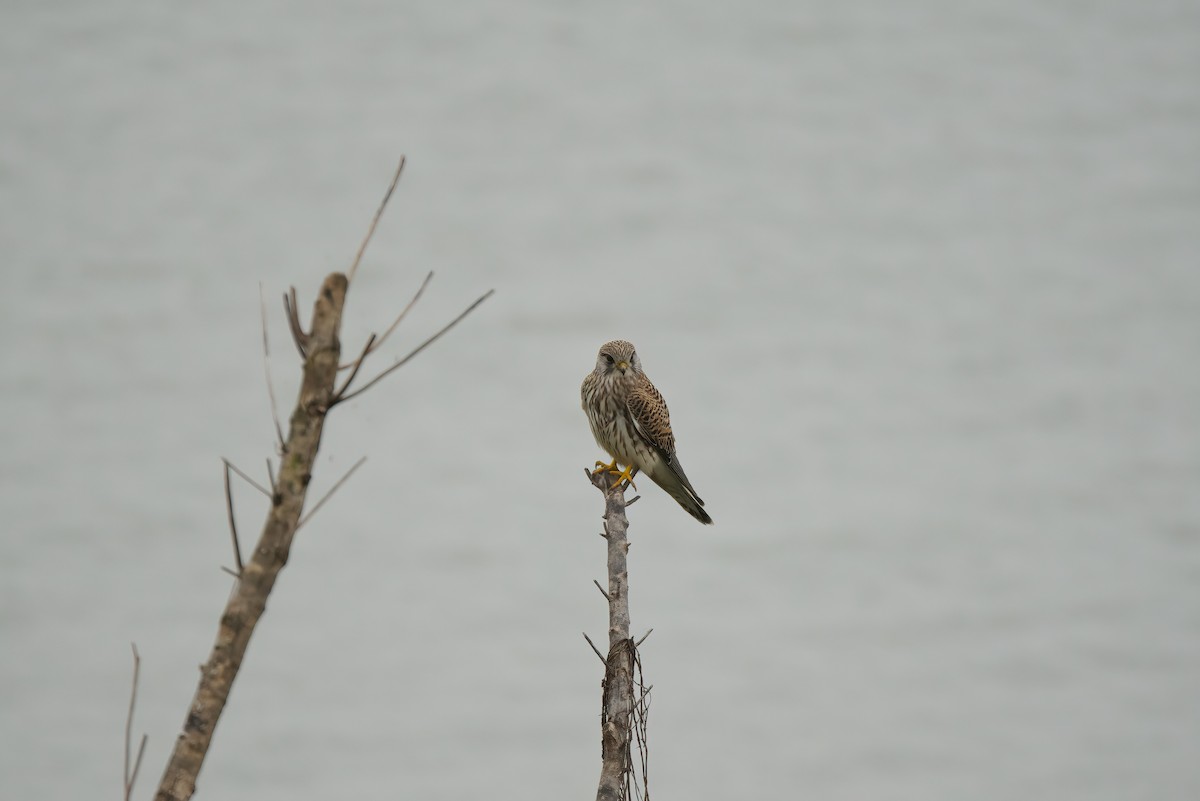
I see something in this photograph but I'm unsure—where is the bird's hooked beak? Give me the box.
[616,360,629,373]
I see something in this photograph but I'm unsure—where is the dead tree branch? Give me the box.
[259,283,285,448]
[222,461,244,577]
[338,271,432,370]
[154,273,350,801]
[283,286,308,359]
[297,455,367,529]
[332,288,495,406]
[152,163,491,801]
[124,643,148,801]
[586,469,649,801]
[346,156,405,284]
[222,458,270,499]
[582,632,607,665]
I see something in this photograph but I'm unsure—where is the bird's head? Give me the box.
[595,340,641,378]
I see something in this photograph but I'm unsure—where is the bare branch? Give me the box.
[635,628,654,647]
[221,458,270,499]
[223,462,244,577]
[124,643,148,801]
[588,469,645,801]
[297,456,367,529]
[346,155,406,284]
[335,288,495,405]
[156,272,350,801]
[631,646,652,801]
[155,161,494,800]
[283,287,308,359]
[338,270,434,371]
[330,334,377,406]
[259,283,285,447]
[593,579,611,601]
[582,632,606,665]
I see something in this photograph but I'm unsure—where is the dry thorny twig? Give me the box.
[259,282,285,448]
[223,155,494,564]
[630,647,651,801]
[124,643,148,801]
[222,460,244,579]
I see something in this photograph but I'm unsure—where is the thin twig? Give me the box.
[124,643,148,801]
[593,579,611,601]
[337,270,434,370]
[260,283,286,448]
[632,647,651,801]
[222,458,271,498]
[223,462,244,576]
[635,628,654,647]
[297,456,367,529]
[283,287,308,359]
[626,495,641,506]
[330,334,377,405]
[335,289,495,405]
[582,632,606,665]
[346,156,406,285]
[220,566,240,579]
[265,458,276,494]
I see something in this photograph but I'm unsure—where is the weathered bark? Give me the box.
[154,273,347,801]
[589,471,637,801]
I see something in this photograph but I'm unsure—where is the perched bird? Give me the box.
[581,340,713,524]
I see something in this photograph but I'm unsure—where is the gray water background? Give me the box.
[2,2,1198,799]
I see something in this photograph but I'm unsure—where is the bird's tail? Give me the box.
[650,463,713,525]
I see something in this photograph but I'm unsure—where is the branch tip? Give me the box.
[346,155,406,284]
[259,283,285,447]
[223,462,244,575]
[124,643,147,801]
[283,287,308,358]
[582,632,606,664]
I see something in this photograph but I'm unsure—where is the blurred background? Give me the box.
[2,1,1198,799]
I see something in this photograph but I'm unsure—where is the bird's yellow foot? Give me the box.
[607,463,639,491]
[595,458,619,474]
[593,458,638,490]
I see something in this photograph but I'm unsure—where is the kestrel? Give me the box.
[581,340,713,525]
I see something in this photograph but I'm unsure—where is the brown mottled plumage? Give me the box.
[581,340,712,524]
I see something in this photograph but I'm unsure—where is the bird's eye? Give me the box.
[604,354,614,365]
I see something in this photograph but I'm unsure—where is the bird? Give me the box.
[581,340,713,524]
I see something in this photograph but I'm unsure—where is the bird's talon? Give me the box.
[608,464,639,491]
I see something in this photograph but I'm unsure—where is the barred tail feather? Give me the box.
[648,464,713,525]
[671,485,714,525]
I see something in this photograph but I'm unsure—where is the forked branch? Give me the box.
[152,161,491,801]
[337,271,433,370]
[333,287,495,406]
